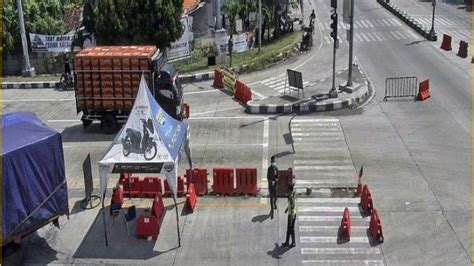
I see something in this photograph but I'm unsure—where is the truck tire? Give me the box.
[102,114,117,134]
[3,243,24,265]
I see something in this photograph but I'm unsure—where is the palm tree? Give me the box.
[223,2,241,39]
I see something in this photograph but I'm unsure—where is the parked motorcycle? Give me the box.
[122,118,157,160]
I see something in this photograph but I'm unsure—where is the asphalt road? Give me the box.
[4,0,471,265]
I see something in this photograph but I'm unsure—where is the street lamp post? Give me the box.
[429,0,437,39]
[258,0,261,52]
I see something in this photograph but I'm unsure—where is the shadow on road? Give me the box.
[251,214,270,223]
[267,243,292,259]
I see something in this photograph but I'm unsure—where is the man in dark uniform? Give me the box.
[267,155,278,219]
[282,181,297,247]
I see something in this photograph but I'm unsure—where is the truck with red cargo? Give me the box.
[74,45,185,134]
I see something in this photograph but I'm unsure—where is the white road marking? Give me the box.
[301,248,381,255]
[3,98,74,102]
[192,106,242,116]
[188,116,266,120]
[300,236,369,243]
[393,31,406,39]
[294,159,352,165]
[297,198,360,203]
[372,32,383,41]
[381,19,392,27]
[360,20,370,28]
[359,33,370,42]
[292,118,339,123]
[325,36,332,44]
[355,21,363,28]
[48,119,80,123]
[366,20,374,27]
[292,132,342,136]
[389,31,401,40]
[295,179,356,186]
[262,117,269,192]
[298,206,360,212]
[302,259,384,265]
[391,18,402,26]
[184,89,218,95]
[295,165,354,171]
[365,32,377,41]
[299,216,370,222]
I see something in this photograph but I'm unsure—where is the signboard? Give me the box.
[29,33,74,53]
[168,16,194,61]
[215,30,229,54]
[286,69,304,98]
[222,68,237,92]
[82,154,93,198]
[233,34,248,53]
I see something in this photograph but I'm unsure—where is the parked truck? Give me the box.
[74,45,185,134]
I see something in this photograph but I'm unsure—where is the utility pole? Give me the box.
[216,0,222,30]
[16,0,35,76]
[329,0,338,98]
[258,0,262,52]
[346,0,354,86]
[429,0,437,40]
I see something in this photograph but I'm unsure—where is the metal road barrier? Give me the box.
[384,76,418,101]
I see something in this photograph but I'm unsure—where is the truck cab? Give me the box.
[153,63,184,121]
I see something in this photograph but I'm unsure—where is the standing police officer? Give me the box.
[267,155,278,219]
[282,181,297,247]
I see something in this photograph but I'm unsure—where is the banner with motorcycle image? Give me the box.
[99,76,190,198]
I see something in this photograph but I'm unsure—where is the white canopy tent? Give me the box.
[98,76,191,246]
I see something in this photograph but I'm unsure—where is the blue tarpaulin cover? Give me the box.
[2,112,68,242]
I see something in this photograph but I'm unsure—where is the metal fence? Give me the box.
[384,76,418,101]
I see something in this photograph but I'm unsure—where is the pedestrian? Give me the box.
[267,155,278,219]
[282,180,297,247]
[310,9,316,22]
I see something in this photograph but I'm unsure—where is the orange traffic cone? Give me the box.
[356,166,363,196]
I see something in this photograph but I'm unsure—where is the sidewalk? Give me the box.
[246,63,373,114]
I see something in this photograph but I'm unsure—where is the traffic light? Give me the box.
[330,12,338,40]
[331,0,337,8]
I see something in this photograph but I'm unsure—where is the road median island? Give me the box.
[245,62,374,114]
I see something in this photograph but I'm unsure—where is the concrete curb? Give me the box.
[178,71,215,84]
[2,81,60,89]
[377,0,437,41]
[245,64,373,114]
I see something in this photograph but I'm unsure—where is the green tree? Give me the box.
[83,0,184,50]
[223,2,241,38]
[3,0,66,55]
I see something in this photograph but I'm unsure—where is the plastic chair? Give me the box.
[121,205,137,235]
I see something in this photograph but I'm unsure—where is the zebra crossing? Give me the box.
[291,118,358,189]
[322,30,423,45]
[258,73,310,94]
[297,197,385,265]
[318,17,455,31]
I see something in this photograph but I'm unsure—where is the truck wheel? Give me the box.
[102,114,117,134]
[3,243,24,265]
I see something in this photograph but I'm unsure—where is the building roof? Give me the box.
[183,0,202,15]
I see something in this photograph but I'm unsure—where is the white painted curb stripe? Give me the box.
[302,259,384,265]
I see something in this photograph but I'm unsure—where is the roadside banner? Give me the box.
[168,16,194,61]
[29,33,74,53]
[233,34,248,53]
[222,68,237,92]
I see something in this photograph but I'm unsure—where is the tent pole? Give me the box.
[173,195,181,247]
[102,193,108,246]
